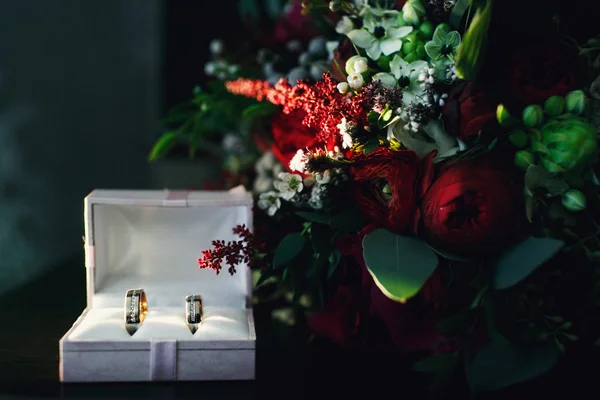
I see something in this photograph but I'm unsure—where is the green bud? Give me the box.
[436,23,451,33]
[515,150,535,170]
[402,41,416,54]
[539,116,598,171]
[403,51,419,63]
[496,104,518,127]
[418,21,435,39]
[522,105,544,128]
[561,189,587,212]
[345,55,368,75]
[382,108,393,122]
[508,129,529,148]
[543,95,565,117]
[565,90,588,115]
[416,44,426,59]
[402,0,426,25]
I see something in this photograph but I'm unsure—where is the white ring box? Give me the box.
[59,189,256,382]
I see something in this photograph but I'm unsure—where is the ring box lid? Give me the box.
[84,189,253,310]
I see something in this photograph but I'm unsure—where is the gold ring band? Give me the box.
[124,289,148,336]
[185,295,204,334]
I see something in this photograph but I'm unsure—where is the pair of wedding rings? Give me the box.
[124,289,204,335]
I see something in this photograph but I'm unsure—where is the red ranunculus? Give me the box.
[271,109,320,172]
[506,44,577,109]
[418,158,523,255]
[273,0,318,43]
[441,82,502,141]
[349,148,419,233]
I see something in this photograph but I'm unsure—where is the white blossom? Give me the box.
[347,72,365,90]
[315,170,332,185]
[336,117,355,149]
[335,16,354,35]
[209,39,224,55]
[258,191,281,216]
[337,82,350,94]
[353,59,369,74]
[274,172,304,201]
[289,149,308,173]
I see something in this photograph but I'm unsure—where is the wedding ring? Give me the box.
[185,295,204,334]
[124,289,148,336]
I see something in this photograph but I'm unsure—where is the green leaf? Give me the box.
[148,132,180,161]
[328,249,342,279]
[238,0,260,20]
[362,229,439,302]
[311,223,332,254]
[364,139,380,155]
[435,309,479,334]
[454,0,493,81]
[492,237,565,290]
[449,0,472,28]
[466,335,560,393]
[296,211,331,225]
[242,102,276,119]
[329,207,367,232]
[413,354,457,373]
[265,0,285,19]
[273,233,306,269]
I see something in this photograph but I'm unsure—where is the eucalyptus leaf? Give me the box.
[311,223,332,254]
[492,237,565,290]
[413,354,457,373]
[295,211,332,225]
[467,335,560,393]
[273,233,306,269]
[362,229,439,302]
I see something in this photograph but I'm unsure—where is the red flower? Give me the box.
[271,109,320,172]
[273,0,318,43]
[349,148,419,233]
[442,82,501,141]
[418,158,523,255]
[506,44,577,109]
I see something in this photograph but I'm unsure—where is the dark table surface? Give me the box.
[1,252,599,399]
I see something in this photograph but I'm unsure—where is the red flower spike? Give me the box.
[225,73,371,147]
[197,224,259,275]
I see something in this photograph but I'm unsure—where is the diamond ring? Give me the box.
[185,295,204,334]
[124,289,148,336]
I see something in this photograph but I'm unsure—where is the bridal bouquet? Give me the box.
[192,0,600,394]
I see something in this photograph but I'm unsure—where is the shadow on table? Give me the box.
[0,253,599,399]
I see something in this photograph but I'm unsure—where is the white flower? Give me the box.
[336,117,355,149]
[274,172,304,201]
[315,169,332,185]
[308,185,326,210]
[255,151,276,175]
[353,59,369,74]
[209,39,224,55]
[347,72,365,90]
[346,10,413,60]
[337,82,350,94]
[253,175,274,194]
[335,16,354,35]
[289,149,308,173]
[390,56,429,104]
[204,62,216,76]
[258,191,281,216]
[387,119,459,160]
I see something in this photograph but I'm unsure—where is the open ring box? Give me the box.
[59,189,255,382]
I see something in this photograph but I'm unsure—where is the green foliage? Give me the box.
[273,233,306,269]
[362,229,439,302]
[492,237,565,290]
[466,334,560,393]
[455,0,493,81]
[148,132,180,161]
